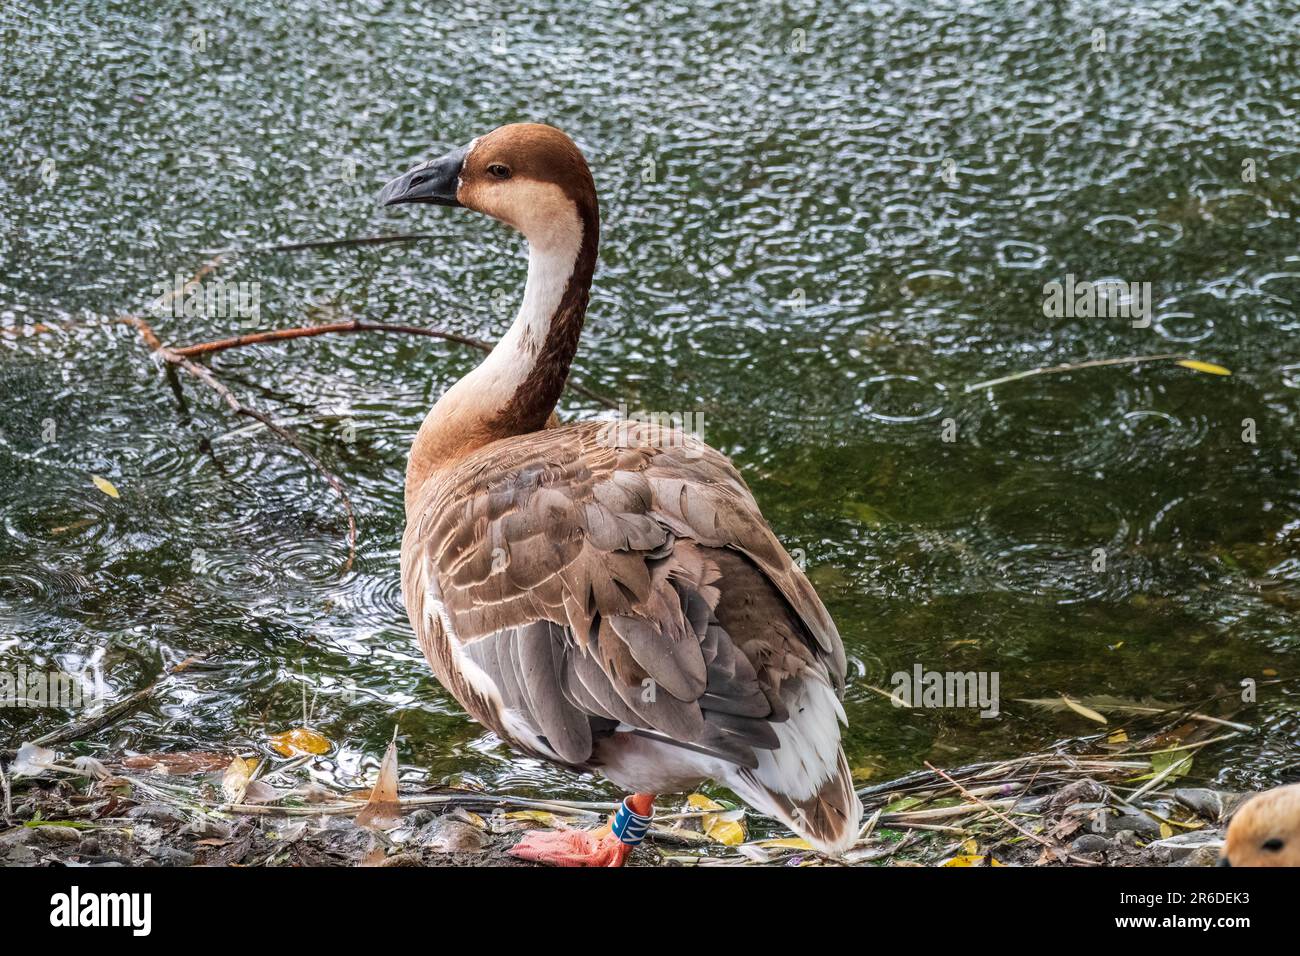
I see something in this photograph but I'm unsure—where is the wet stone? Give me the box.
[1070,834,1112,854]
[417,816,488,854]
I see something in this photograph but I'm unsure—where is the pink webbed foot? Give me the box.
[509,828,628,867]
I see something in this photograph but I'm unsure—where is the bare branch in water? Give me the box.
[117,314,358,576]
[10,243,623,575]
[199,232,445,256]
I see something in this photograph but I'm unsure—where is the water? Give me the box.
[1,0,1297,799]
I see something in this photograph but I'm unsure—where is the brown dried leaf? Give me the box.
[355,739,402,831]
[122,752,232,775]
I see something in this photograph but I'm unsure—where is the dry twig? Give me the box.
[924,761,1101,866]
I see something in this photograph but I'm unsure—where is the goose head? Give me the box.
[1220,782,1300,867]
[382,123,601,501]
[380,122,597,251]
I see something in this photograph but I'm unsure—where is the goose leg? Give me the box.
[510,793,655,867]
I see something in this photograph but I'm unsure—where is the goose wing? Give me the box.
[400,419,848,770]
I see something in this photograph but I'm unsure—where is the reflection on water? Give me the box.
[1,1,1297,797]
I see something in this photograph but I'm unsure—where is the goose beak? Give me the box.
[379,145,467,207]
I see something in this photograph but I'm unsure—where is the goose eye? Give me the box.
[487,164,511,180]
[1262,838,1285,852]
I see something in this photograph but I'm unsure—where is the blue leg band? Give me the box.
[611,797,653,846]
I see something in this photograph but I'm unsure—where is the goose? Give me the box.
[381,123,863,865]
[1220,782,1300,867]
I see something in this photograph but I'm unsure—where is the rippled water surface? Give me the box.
[2,1,1298,797]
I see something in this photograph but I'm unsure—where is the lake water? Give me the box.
[2,0,1297,799]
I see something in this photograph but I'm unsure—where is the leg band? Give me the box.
[611,796,653,846]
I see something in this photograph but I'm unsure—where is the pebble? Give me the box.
[30,824,83,844]
[1107,813,1162,838]
[149,846,196,867]
[418,817,488,854]
[128,804,188,825]
[1070,834,1112,854]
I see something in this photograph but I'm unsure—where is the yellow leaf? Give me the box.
[221,756,257,804]
[503,810,562,827]
[962,838,979,855]
[1159,823,1173,839]
[686,793,724,812]
[755,837,813,850]
[988,857,1003,866]
[1108,729,1129,744]
[91,475,120,499]
[1175,359,1231,376]
[355,737,402,831]
[1262,668,1278,677]
[942,854,986,867]
[705,819,746,846]
[686,793,746,846]
[268,727,331,757]
[1061,695,1108,724]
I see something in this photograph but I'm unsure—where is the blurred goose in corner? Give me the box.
[1220,782,1300,867]
[380,123,863,866]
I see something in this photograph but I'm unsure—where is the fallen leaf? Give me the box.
[244,780,287,805]
[268,727,331,758]
[502,810,564,827]
[1015,694,1181,717]
[754,837,813,850]
[221,756,257,804]
[91,475,120,498]
[941,854,986,867]
[687,793,746,846]
[1150,750,1194,779]
[1175,359,1231,376]
[1128,751,1194,783]
[452,809,487,829]
[123,752,232,775]
[355,737,402,831]
[51,518,95,535]
[1061,695,1108,724]
[882,795,924,814]
[1107,729,1129,744]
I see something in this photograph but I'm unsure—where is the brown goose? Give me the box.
[381,123,863,865]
